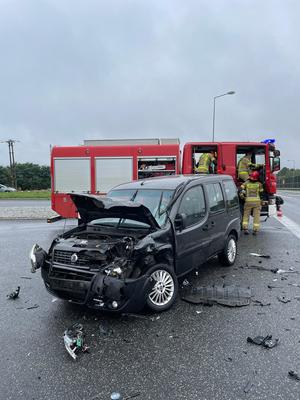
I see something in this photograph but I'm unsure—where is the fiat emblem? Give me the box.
[71,253,78,263]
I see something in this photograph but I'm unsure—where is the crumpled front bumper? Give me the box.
[41,262,152,313]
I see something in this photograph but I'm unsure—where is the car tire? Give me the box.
[218,234,237,267]
[146,264,178,312]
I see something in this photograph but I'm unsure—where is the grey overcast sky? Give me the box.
[0,0,299,167]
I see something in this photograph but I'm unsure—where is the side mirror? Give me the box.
[273,157,280,172]
[174,213,186,231]
[274,150,280,157]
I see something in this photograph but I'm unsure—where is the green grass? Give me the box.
[0,190,51,199]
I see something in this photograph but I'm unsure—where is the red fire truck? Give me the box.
[50,138,281,220]
[181,140,281,217]
[50,139,180,219]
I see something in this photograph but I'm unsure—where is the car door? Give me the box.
[204,182,227,255]
[223,179,240,231]
[174,184,211,275]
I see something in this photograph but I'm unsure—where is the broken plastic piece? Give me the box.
[247,335,279,349]
[243,370,257,393]
[181,285,252,307]
[63,323,86,361]
[288,370,300,381]
[249,253,271,259]
[7,286,20,299]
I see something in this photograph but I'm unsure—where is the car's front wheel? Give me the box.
[218,234,237,266]
[146,264,178,312]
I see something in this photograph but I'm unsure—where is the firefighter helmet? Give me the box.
[249,171,260,181]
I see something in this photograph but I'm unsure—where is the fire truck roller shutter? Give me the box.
[54,158,91,193]
[95,157,133,194]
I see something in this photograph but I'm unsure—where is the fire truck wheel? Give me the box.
[218,234,237,267]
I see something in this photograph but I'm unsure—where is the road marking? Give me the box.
[274,215,300,240]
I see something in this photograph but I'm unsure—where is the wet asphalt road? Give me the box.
[279,190,300,224]
[1,198,300,400]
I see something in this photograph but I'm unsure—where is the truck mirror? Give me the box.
[273,157,280,172]
[174,213,186,231]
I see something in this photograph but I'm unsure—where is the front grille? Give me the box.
[49,266,94,282]
[53,250,90,267]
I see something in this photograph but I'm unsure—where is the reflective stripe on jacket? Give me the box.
[196,153,214,173]
[240,181,263,202]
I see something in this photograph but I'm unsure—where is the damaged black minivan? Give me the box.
[30,175,240,312]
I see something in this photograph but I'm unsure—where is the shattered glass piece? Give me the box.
[249,253,271,258]
[277,295,291,304]
[243,371,257,393]
[288,371,300,381]
[7,286,20,300]
[181,285,252,307]
[111,392,122,400]
[182,279,190,287]
[99,322,113,337]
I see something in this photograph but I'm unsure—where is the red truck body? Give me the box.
[51,141,180,218]
[51,138,281,219]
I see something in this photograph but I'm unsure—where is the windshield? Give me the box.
[101,188,175,227]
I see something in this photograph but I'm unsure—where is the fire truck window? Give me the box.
[138,157,176,179]
[255,153,265,165]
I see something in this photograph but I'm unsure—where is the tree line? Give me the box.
[277,167,300,189]
[0,163,50,190]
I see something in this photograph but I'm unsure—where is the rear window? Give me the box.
[206,183,225,212]
[223,180,239,208]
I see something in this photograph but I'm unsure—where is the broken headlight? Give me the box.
[104,266,123,277]
[30,244,47,273]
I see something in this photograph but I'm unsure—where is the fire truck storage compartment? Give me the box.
[54,158,91,193]
[95,157,133,193]
[137,156,177,179]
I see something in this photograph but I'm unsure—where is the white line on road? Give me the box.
[274,215,300,240]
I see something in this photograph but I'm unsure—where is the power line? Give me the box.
[0,139,20,188]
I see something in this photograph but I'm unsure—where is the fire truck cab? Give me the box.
[51,139,180,219]
[182,140,281,217]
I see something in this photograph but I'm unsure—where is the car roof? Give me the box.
[110,174,234,191]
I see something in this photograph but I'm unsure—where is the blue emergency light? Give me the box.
[261,139,275,144]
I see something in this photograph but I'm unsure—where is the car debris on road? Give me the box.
[277,295,291,304]
[247,335,279,349]
[181,285,252,307]
[63,323,89,361]
[288,371,300,381]
[7,286,20,299]
[249,252,271,258]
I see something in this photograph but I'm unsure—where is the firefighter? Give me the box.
[239,171,264,235]
[237,151,258,181]
[195,151,217,174]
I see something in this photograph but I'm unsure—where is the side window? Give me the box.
[178,185,206,228]
[206,183,225,212]
[223,180,239,208]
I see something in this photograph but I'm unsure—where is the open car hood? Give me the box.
[69,193,160,229]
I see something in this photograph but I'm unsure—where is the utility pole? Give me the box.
[1,139,19,188]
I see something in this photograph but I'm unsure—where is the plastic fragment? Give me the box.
[181,285,252,307]
[247,335,279,349]
[288,371,300,381]
[7,286,20,299]
[111,393,122,400]
[123,393,141,400]
[277,295,291,304]
[243,370,257,393]
[63,323,87,361]
[249,253,271,258]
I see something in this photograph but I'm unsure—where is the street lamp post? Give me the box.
[212,91,235,142]
[287,159,296,189]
